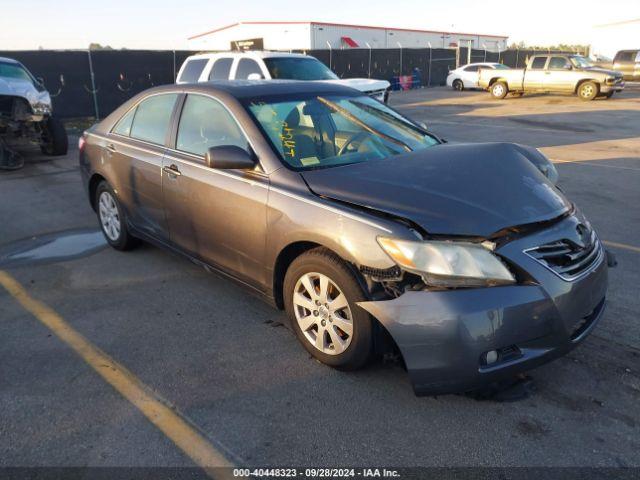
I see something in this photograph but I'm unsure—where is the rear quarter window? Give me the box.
[178,59,208,83]
[112,107,136,136]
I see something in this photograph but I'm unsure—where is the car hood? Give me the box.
[583,66,622,77]
[0,77,50,108]
[300,142,571,237]
[322,78,390,92]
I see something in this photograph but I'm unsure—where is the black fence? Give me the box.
[1,48,574,119]
[0,50,194,118]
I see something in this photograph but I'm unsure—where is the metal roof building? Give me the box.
[188,21,509,52]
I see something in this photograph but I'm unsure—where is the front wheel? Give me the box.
[95,181,138,250]
[578,81,599,101]
[283,248,373,370]
[40,116,68,156]
[491,81,508,99]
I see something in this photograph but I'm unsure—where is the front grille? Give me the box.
[524,230,603,281]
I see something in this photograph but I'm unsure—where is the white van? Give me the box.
[177,51,391,103]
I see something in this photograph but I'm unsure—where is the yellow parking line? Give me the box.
[602,240,640,254]
[0,270,235,478]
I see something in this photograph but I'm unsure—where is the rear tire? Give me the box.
[491,81,508,99]
[452,79,464,91]
[40,116,68,156]
[283,247,373,370]
[95,181,138,251]
[578,81,599,101]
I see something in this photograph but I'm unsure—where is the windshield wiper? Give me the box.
[316,96,412,152]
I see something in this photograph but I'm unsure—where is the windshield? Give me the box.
[569,56,593,68]
[263,57,339,81]
[246,94,439,170]
[0,61,36,85]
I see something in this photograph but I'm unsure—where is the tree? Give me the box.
[88,43,114,51]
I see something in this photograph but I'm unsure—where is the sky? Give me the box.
[1,0,638,56]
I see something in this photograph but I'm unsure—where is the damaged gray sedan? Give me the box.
[79,81,609,396]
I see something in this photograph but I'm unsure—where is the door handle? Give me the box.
[163,164,181,177]
[106,143,116,153]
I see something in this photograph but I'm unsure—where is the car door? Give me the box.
[524,56,548,90]
[108,93,178,240]
[545,56,576,91]
[461,65,481,88]
[161,93,269,287]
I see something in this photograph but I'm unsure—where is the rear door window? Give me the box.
[129,94,178,145]
[530,57,548,70]
[208,58,233,80]
[234,58,263,79]
[178,59,208,83]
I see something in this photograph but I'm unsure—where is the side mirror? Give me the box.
[205,146,256,170]
[36,76,45,86]
[563,63,573,70]
[417,121,428,131]
[247,73,264,80]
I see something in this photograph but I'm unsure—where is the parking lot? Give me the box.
[1,86,639,471]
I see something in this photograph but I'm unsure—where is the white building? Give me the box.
[188,21,508,52]
[590,18,639,59]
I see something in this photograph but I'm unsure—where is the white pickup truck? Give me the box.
[177,51,391,103]
[478,54,625,100]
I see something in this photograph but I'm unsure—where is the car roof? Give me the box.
[0,56,20,64]
[149,79,359,99]
[186,51,310,61]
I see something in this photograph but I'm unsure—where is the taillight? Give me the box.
[78,135,86,152]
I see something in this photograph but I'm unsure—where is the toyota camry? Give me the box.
[79,81,609,395]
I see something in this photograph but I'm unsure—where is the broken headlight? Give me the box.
[377,237,515,288]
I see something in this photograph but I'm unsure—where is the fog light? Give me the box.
[485,350,498,365]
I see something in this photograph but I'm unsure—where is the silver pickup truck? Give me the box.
[478,54,625,100]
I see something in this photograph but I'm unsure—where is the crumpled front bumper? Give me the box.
[357,216,609,396]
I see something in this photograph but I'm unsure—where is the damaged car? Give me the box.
[0,56,68,168]
[79,81,609,396]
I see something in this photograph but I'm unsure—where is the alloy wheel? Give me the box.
[98,191,121,241]
[292,272,353,355]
